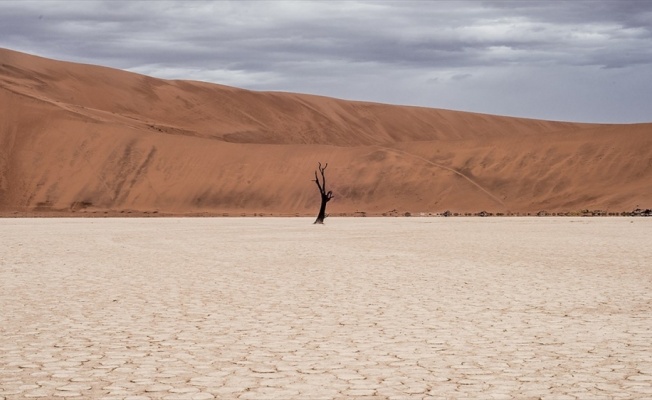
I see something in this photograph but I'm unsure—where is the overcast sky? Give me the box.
[1,0,651,123]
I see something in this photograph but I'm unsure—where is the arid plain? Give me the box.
[1,217,652,399]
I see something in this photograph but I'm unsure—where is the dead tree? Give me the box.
[313,162,333,224]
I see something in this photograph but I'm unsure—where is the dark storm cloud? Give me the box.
[1,0,651,122]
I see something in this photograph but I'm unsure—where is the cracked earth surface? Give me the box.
[1,217,651,399]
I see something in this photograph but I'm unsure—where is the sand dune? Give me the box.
[1,47,650,216]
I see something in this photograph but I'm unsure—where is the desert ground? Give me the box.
[1,217,651,399]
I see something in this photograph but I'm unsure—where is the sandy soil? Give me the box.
[1,218,651,399]
[2,48,651,216]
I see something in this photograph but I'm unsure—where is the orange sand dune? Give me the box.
[1,48,650,216]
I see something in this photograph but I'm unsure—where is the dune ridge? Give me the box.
[1,47,650,216]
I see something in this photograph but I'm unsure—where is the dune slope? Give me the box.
[1,48,650,216]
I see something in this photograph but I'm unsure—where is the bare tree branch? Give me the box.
[314,170,323,193]
[313,162,333,224]
[319,163,327,191]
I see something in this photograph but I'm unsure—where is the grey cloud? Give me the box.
[0,0,650,122]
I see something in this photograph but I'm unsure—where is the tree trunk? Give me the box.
[314,194,328,224]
